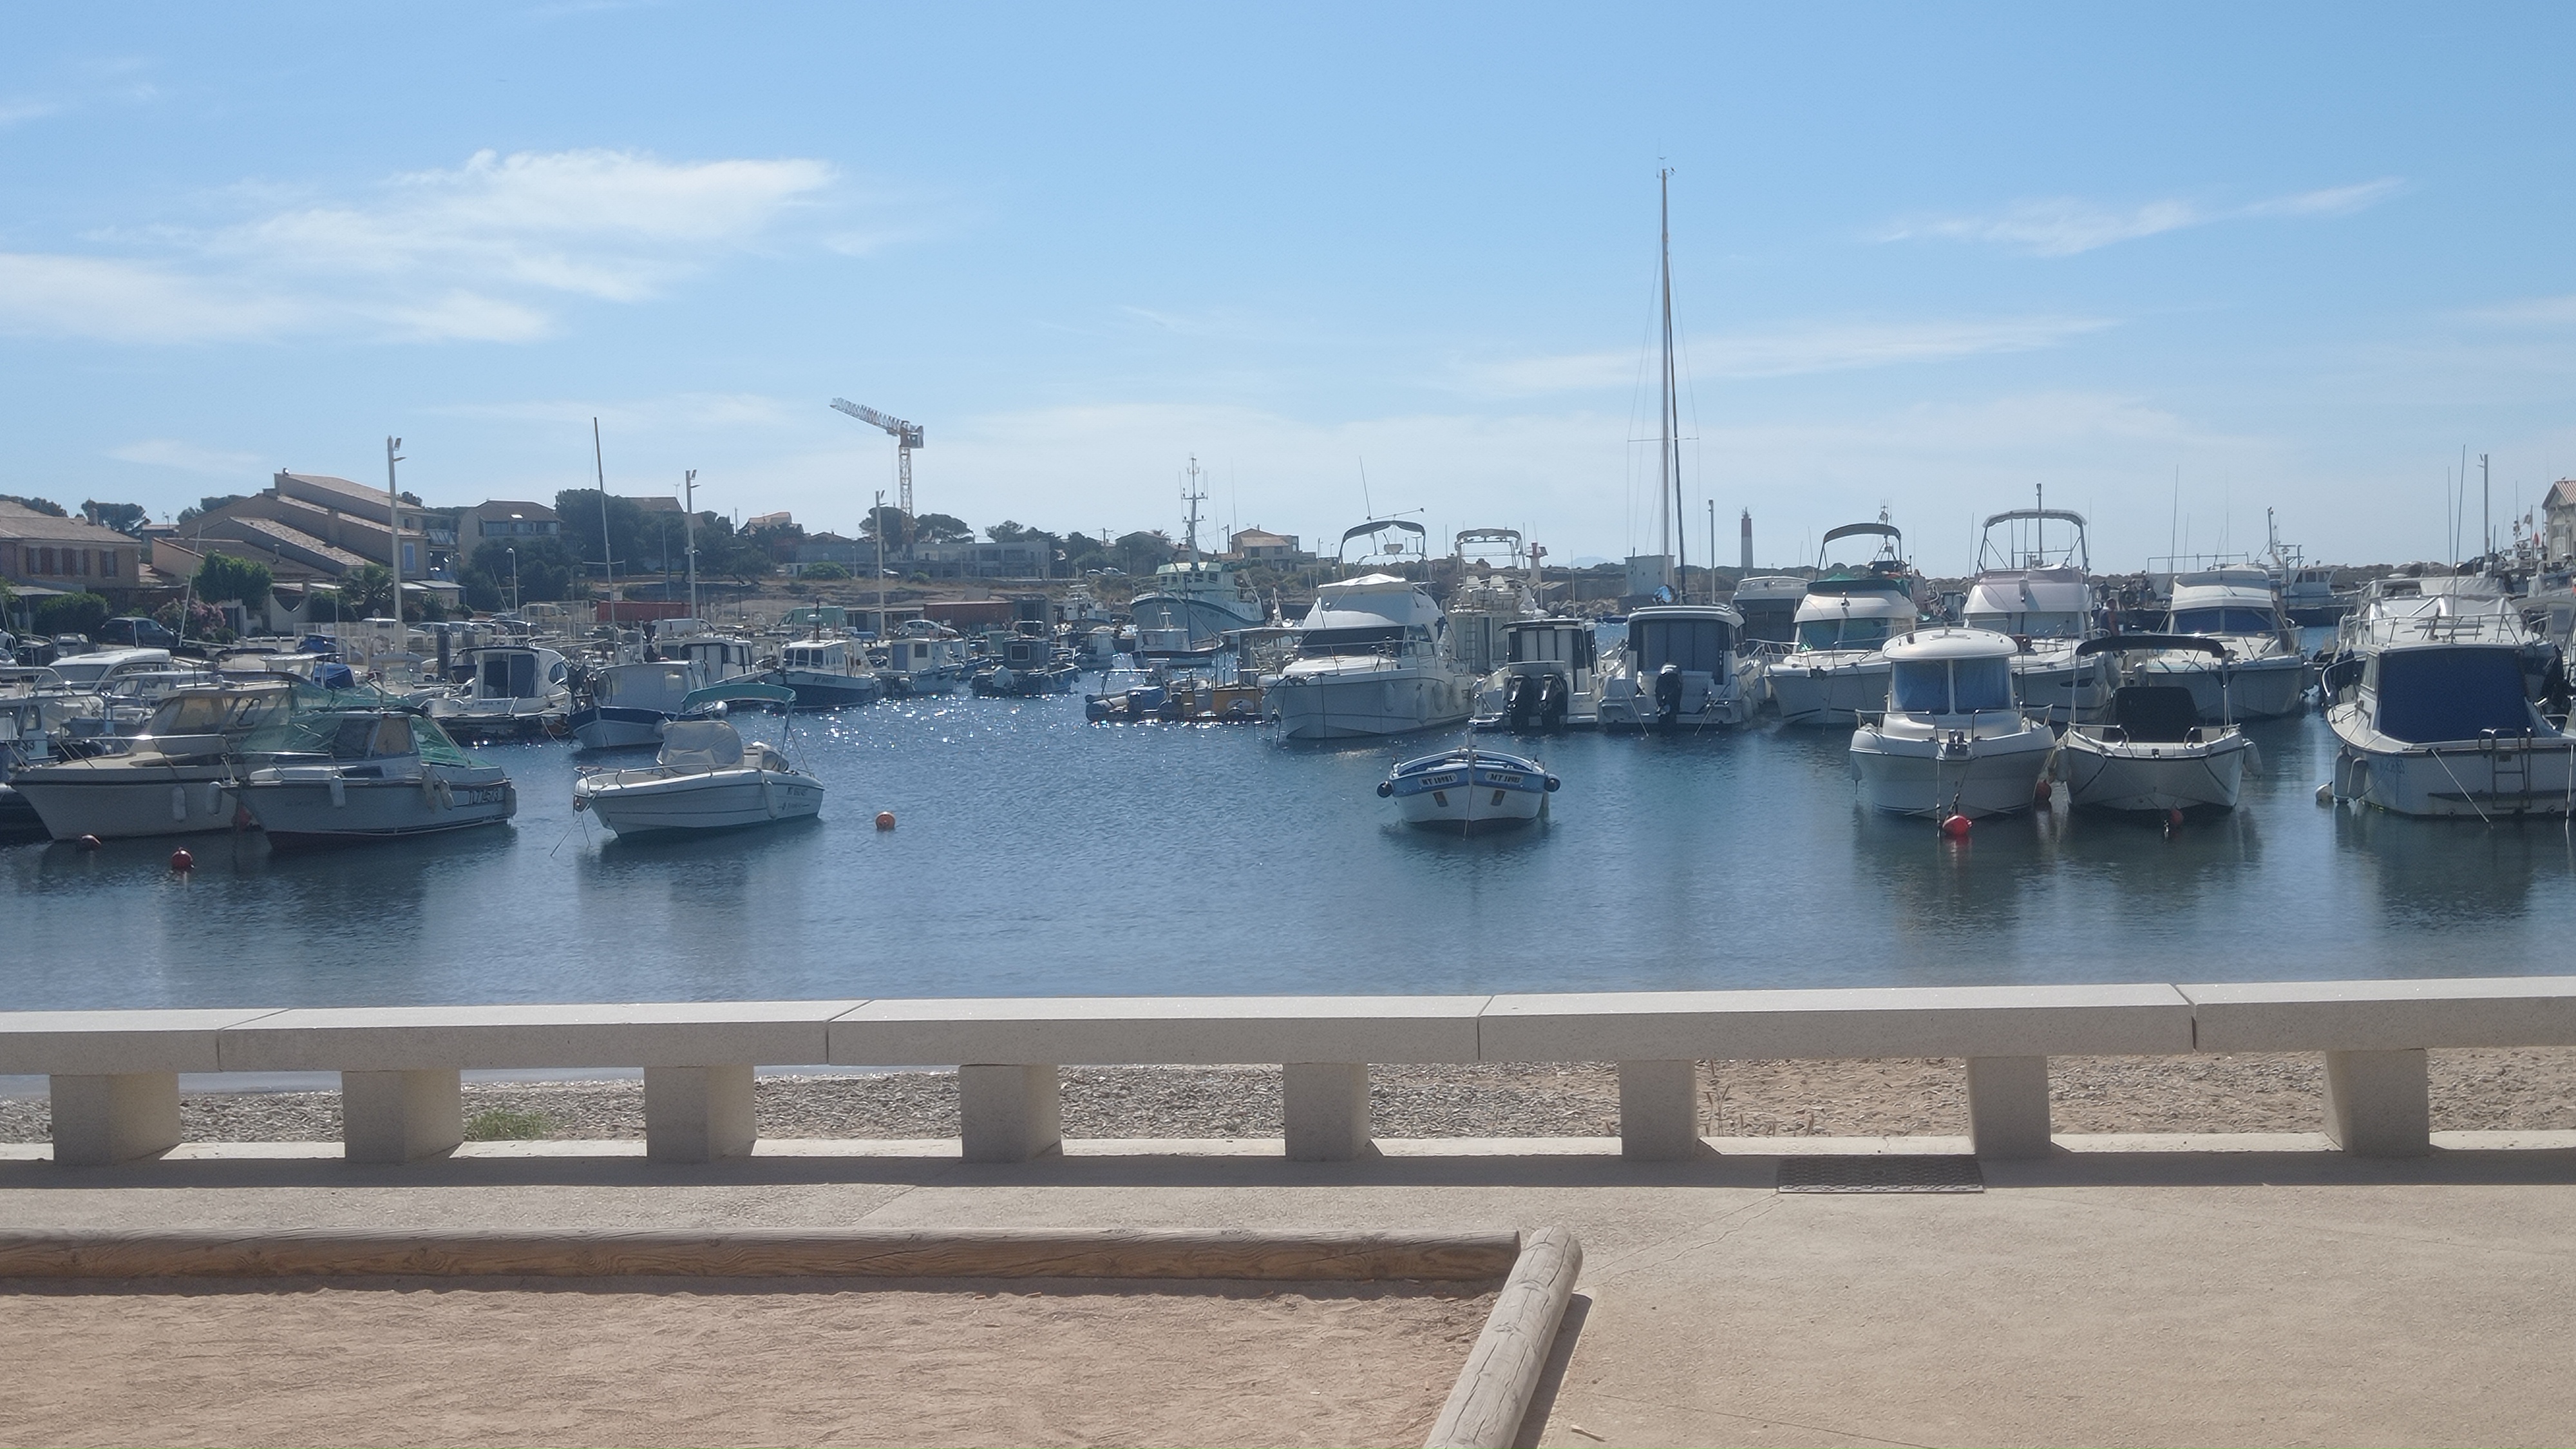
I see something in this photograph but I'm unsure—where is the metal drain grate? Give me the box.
[1777,1155,1985,1193]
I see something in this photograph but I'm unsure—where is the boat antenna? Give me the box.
[593,418,616,634]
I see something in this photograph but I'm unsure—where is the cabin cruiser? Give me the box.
[2060,636,2253,814]
[428,645,571,741]
[573,682,823,834]
[972,629,1077,697]
[1768,520,1920,728]
[1961,505,2110,726]
[767,636,882,710]
[2136,567,2313,721]
[1597,605,1759,729]
[1473,618,1602,732]
[10,681,297,840]
[48,649,180,694]
[1730,576,1808,647]
[1445,528,1542,679]
[235,708,516,846]
[1850,628,2057,818]
[1376,737,1558,833]
[2324,582,2575,819]
[572,635,761,746]
[1130,558,1268,658]
[1265,573,1479,739]
[878,625,969,696]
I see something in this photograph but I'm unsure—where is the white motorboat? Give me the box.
[1730,574,1809,648]
[1445,527,1542,679]
[2324,583,2576,819]
[1377,738,1558,833]
[2060,636,2253,814]
[768,636,883,709]
[236,708,516,847]
[1596,604,1760,729]
[1850,628,2058,819]
[46,648,178,693]
[571,634,761,746]
[1961,504,2112,726]
[429,645,572,741]
[572,682,824,834]
[1474,618,1604,732]
[1767,520,1921,728]
[878,625,970,696]
[2135,567,2313,721]
[10,681,296,840]
[1265,556,1479,740]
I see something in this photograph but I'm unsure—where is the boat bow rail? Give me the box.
[9,978,2575,1166]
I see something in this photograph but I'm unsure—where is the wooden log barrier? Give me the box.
[1426,1223,1584,1448]
[0,1227,1522,1283]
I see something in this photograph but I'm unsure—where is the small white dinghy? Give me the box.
[1378,734,1559,834]
[573,681,823,835]
[2060,636,2253,816]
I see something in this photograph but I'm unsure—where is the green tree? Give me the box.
[338,564,397,618]
[802,561,851,581]
[176,495,246,525]
[80,501,150,535]
[553,489,654,587]
[1114,530,1175,574]
[33,591,110,638]
[858,506,913,551]
[914,512,973,544]
[194,553,272,611]
[1,495,66,517]
[468,538,579,606]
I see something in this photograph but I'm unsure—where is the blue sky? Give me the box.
[3,3,2571,574]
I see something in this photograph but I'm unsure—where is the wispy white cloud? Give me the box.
[2461,294,2576,327]
[1457,314,2112,396]
[0,148,838,345]
[1882,177,2405,257]
[108,439,265,475]
[0,56,158,129]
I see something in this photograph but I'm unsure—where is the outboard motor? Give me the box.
[1653,663,1684,729]
[1503,672,1535,729]
[1536,671,1568,732]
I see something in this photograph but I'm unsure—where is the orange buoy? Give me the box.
[76,834,102,851]
[875,811,896,831]
[1939,813,1973,840]
[169,848,193,872]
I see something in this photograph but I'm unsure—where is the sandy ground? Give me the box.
[0,1278,1495,1448]
[4,1049,2570,1144]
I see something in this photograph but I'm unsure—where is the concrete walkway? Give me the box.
[5,1138,2573,1447]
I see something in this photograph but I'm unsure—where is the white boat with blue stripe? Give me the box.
[1376,739,1559,833]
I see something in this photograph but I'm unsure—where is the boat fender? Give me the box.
[1543,775,1560,793]
[171,784,188,822]
[1376,781,1394,798]
[328,777,346,808]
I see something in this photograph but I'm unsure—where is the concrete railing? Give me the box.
[4,978,2572,1167]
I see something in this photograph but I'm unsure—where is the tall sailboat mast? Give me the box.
[1658,167,1687,600]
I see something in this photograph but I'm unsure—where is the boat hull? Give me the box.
[1767,656,1891,728]
[1383,750,1553,833]
[768,670,882,710]
[576,768,824,834]
[238,775,516,847]
[1268,669,1474,740]
[2063,732,2249,811]
[2011,650,2113,726]
[2327,721,2576,819]
[1850,722,2056,818]
[11,763,239,840]
[2136,653,2314,722]
[568,705,669,750]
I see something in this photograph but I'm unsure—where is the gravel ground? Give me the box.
[3,1050,2570,1144]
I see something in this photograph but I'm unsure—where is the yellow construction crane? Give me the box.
[830,398,924,519]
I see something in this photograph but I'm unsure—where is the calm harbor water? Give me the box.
[7,676,2576,1013]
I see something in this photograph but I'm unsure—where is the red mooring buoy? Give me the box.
[1940,813,1973,840]
[76,834,102,852]
[875,811,896,831]
[169,848,194,873]
[2165,807,2186,836]
[2033,777,2053,806]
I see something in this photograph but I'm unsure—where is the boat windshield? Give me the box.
[1962,610,2085,638]
[2171,607,2275,636]
[1797,618,1893,651]
[1889,657,2016,715]
[1633,618,1734,672]
[2375,649,2536,743]
[1299,625,1406,657]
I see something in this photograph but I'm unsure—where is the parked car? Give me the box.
[95,616,179,650]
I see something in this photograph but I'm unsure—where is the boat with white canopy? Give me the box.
[1768,518,1920,728]
[1850,628,2057,818]
[2136,567,2313,721]
[1961,502,2110,726]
